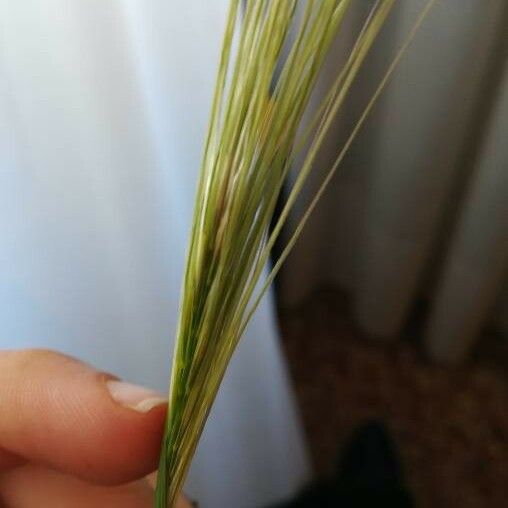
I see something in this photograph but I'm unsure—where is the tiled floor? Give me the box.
[278,288,508,508]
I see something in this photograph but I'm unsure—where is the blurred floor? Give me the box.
[278,287,508,508]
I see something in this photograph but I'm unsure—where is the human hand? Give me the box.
[0,349,192,507]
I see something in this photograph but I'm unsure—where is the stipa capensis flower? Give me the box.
[155,1,437,506]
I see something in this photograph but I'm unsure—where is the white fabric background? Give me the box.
[279,0,508,363]
[0,1,309,506]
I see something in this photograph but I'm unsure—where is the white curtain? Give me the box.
[0,1,309,507]
[280,0,508,363]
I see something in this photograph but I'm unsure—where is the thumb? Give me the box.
[0,349,167,484]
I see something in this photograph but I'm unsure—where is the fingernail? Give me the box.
[106,380,167,413]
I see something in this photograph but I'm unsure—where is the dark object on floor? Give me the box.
[271,421,413,507]
[279,289,508,506]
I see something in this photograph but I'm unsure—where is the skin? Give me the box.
[0,349,191,507]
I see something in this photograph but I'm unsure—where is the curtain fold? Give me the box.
[426,59,508,362]
[280,0,508,361]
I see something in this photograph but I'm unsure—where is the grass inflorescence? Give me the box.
[155,1,436,506]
